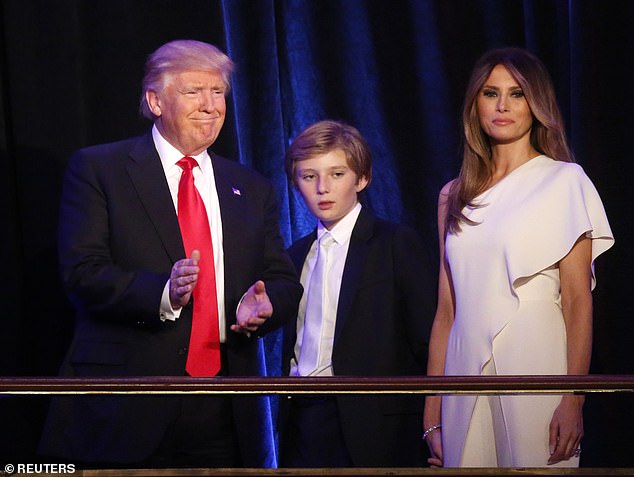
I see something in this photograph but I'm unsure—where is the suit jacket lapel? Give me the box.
[126,133,184,263]
[287,211,375,350]
[211,154,249,307]
[334,208,374,345]
[289,233,316,274]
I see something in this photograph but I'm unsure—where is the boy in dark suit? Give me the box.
[279,120,434,467]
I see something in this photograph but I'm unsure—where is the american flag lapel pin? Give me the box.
[232,187,241,196]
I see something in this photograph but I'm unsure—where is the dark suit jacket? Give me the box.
[280,208,434,467]
[39,132,302,465]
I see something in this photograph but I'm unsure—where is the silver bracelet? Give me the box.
[422,424,442,440]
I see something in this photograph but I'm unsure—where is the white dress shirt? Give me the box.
[152,125,227,342]
[290,202,362,376]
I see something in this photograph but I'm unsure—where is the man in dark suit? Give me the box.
[39,40,302,468]
[278,120,434,467]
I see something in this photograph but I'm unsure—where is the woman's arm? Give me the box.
[548,235,592,465]
[424,182,456,467]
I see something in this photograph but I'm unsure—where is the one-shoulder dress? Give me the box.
[442,156,614,467]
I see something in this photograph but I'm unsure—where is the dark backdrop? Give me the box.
[1,0,632,467]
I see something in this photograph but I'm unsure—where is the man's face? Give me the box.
[147,70,227,156]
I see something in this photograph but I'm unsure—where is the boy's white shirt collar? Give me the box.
[316,201,362,245]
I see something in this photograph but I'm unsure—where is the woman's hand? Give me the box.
[547,395,584,464]
[424,425,444,467]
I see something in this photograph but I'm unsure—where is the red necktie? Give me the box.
[177,156,221,377]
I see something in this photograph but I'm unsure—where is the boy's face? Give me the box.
[294,149,368,230]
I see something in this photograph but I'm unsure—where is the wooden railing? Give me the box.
[2,375,633,477]
[2,375,634,395]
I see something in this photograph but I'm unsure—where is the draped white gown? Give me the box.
[442,156,614,467]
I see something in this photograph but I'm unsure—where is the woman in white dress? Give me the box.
[423,48,614,468]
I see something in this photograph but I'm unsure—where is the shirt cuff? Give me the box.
[160,279,182,322]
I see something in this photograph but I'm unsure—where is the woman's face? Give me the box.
[476,64,534,146]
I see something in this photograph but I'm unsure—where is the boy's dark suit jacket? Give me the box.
[38,132,302,466]
[280,207,434,466]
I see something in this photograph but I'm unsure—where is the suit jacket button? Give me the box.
[178,347,188,355]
